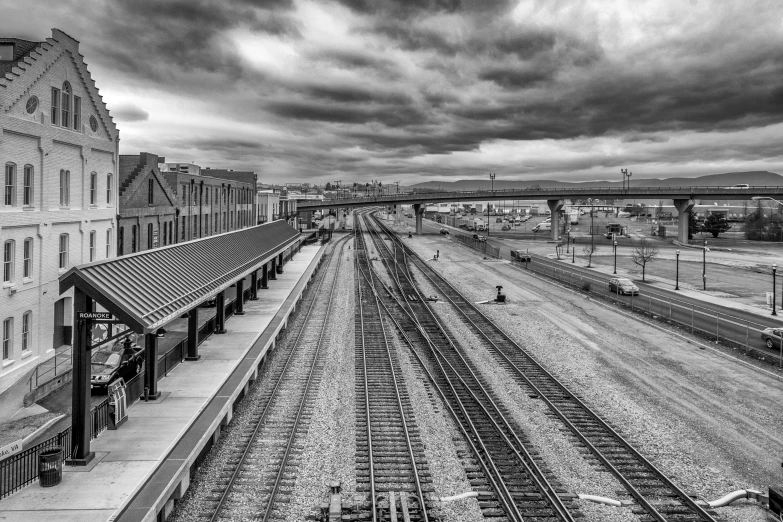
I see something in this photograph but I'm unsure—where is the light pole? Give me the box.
[773,263,778,316]
[702,239,708,290]
[613,240,617,274]
[588,198,595,254]
[488,172,495,237]
[675,249,680,290]
[572,238,575,263]
[621,169,632,192]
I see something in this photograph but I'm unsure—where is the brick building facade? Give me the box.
[117,152,177,254]
[0,29,118,387]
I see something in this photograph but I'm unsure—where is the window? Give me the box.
[131,225,137,253]
[61,82,71,128]
[107,173,112,204]
[59,170,70,207]
[89,230,96,261]
[163,221,167,245]
[2,318,11,361]
[23,238,32,279]
[148,178,154,205]
[90,172,97,205]
[193,215,197,237]
[51,87,60,125]
[3,240,14,283]
[23,165,33,206]
[21,312,31,352]
[181,218,185,240]
[168,222,172,245]
[89,115,98,133]
[58,234,69,269]
[118,227,124,256]
[73,96,81,131]
[192,185,197,205]
[26,96,38,114]
[106,229,112,258]
[4,163,15,206]
[147,223,153,249]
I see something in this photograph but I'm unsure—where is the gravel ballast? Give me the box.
[395,230,780,522]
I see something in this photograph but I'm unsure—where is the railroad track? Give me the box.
[358,213,579,522]
[195,237,347,522]
[354,226,434,522]
[370,213,722,522]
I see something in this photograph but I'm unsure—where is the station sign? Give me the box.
[77,312,115,321]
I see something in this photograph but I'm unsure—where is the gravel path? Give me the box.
[397,231,778,522]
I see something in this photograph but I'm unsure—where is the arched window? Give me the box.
[4,162,16,206]
[3,240,14,283]
[89,230,96,261]
[23,165,33,206]
[61,82,71,128]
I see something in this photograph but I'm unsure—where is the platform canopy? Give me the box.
[60,220,301,334]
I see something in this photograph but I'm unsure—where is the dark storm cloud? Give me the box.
[111,103,149,122]
[334,0,461,15]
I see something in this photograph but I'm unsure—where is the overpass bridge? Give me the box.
[297,185,783,243]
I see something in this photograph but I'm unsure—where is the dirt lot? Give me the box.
[399,228,783,522]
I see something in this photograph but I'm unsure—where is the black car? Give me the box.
[91,335,144,392]
[440,228,450,235]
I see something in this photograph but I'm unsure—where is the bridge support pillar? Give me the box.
[547,199,564,241]
[413,203,424,234]
[674,199,696,243]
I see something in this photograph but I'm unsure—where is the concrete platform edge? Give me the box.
[111,244,327,522]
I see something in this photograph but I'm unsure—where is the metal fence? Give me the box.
[517,255,782,364]
[0,397,109,499]
[27,345,72,392]
[453,234,501,258]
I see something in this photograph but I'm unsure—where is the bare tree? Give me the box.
[582,244,599,267]
[631,238,659,281]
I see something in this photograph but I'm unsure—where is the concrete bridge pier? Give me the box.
[673,198,695,243]
[413,203,424,234]
[547,199,564,241]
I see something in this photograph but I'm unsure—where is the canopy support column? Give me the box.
[250,271,259,300]
[261,263,269,288]
[270,258,277,280]
[144,332,160,400]
[235,279,245,315]
[68,288,94,466]
[186,309,200,361]
[216,290,227,334]
[277,252,284,274]
[674,198,696,243]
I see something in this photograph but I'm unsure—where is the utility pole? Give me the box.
[488,172,495,237]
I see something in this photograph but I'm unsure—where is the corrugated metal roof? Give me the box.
[60,221,301,334]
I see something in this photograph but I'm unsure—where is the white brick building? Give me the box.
[0,29,118,388]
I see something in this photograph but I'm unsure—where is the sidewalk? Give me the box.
[0,244,324,522]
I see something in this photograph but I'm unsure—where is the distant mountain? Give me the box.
[408,171,783,191]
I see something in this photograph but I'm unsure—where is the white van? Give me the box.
[532,222,552,233]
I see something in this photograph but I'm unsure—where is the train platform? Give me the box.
[0,244,326,522]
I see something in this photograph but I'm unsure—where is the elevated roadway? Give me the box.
[299,185,783,243]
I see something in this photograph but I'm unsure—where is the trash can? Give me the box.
[39,447,63,487]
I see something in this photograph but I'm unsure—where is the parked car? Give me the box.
[496,217,502,222]
[476,235,487,243]
[501,224,511,231]
[521,215,531,222]
[458,223,468,229]
[608,278,639,296]
[761,327,783,349]
[439,228,449,235]
[91,334,144,392]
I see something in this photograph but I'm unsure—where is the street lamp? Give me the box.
[488,172,495,237]
[613,240,617,274]
[702,239,708,290]
[675,249,680,290]
[773,263,778,316]
[572,238,575,263]
[587,198,595,254]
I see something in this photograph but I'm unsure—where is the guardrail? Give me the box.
[0,397,109,499]
[453,234,501,259]
[27,345,72,392]
[516,255,782,365]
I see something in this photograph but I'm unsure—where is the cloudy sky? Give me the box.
[4,0,783,185]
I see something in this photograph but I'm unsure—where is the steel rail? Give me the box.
[373,214,719,522]
[354,224,430,522]
[208,235,348,522]
[360,213,574,522]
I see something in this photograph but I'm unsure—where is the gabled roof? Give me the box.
[60,221,302,334]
